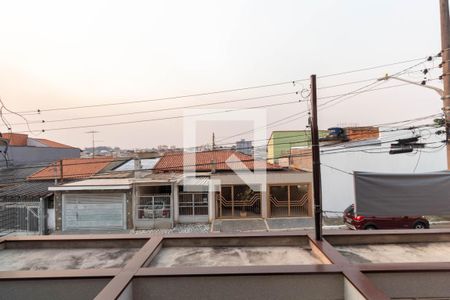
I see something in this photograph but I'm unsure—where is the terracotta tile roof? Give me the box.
[2,133,28,146]
[28,157,113,181]
[34,138,77,149]
[154,150,281,172]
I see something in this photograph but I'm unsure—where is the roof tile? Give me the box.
[154,150,280,172]
[28,157,113,180]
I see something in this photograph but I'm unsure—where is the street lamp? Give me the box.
[377,74,444,98]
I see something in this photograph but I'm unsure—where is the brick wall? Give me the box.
[346,127,379,141]
[290,148,313,171]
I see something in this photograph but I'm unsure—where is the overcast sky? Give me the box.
[0,0,444,149]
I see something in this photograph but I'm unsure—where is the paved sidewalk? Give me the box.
[212,219,268,233]
[266,218,314,231]
[212,218,319,233]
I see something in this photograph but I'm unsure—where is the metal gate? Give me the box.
[216,185,261,218]
[0,200,43,236]
[269,184,310,217]
[135,194,172,229]
[62,194,126,231]
[178,192,208,223]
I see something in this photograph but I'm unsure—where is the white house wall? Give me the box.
[318,128,446,213]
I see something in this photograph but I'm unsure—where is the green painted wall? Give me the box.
[268,130,327,161]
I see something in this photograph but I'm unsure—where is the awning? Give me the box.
[179,177,210,186]
[179,176,211,192]
[0,181,54,199]
[49,179,132,191]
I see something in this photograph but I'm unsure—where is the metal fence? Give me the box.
[179,192,208,222]
[216,192,261,218]
[0,199,44,236]
[269,184,310,218]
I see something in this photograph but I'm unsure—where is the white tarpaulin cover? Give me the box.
[354,171,450,216]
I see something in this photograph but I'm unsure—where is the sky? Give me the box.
[0,0,444,149]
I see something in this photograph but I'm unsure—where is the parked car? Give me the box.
[343,204,429,230]
[143,200,170,218]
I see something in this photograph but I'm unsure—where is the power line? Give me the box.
[317,66,440,90]
[412,149,422,173]
[321,163,353,175]
[9,67,440,127]
[317,56,433,79]
[11,91,299,126]
[21,100,303,133]
[216,56,438,142]
[0,122,443,177]
[0,139,445,184]
[216,75,439,144]
[317,58,434,112]
[5,56,431,115]
[216,121,441,149]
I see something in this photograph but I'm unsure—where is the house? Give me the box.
[49,178,133,232]
[0,157,114,235]
[49,150,313,231]
[267,130,327,165]
[0,133,81,167]
[27,157,116,232]
[151,150,313,224]
[290,126,446,213]
[0,181,54,235]
[0,163,56,235]
[47,157,161,232]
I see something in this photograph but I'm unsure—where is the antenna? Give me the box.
[86,130,99,158]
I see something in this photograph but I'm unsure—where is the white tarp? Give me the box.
[354,171,450,216]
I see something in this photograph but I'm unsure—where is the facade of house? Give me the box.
[0,133,81,167]
[50,179,133,232]
[49,150,313,232]
[153,150,313,222]
[0,163,56,235]
[27,157,117,232]
[0,181,54,235]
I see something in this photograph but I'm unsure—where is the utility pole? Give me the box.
[440,0,450,169]
[310,74,323,241]
[212,132,216,150]
[86,130,99,158]
[59,159,64,184]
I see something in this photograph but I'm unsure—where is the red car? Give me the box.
[343,204,429,230]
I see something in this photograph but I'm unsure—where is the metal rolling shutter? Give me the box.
[62,193,126,230]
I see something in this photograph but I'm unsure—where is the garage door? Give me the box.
[62,193,126,231]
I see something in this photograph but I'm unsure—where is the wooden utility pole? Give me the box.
[212,132,216,150]
[310,74,323,241]
[440,0,450,169]
[59,160,64,184]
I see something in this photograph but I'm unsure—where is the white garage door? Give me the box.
[62,193,126,231]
